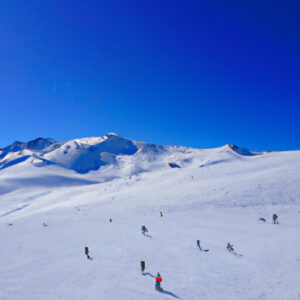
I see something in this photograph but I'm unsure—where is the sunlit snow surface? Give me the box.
[0,136,299,300]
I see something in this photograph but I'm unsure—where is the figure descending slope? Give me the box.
[141,225,148,235]
[155,273,163,291]
[85,247,91,260]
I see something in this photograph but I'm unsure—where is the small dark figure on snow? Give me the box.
[197,240,201,249]
[140,260,145,273]
[259,218,266,222]
[197,240,209,252]
[273,214,279,224]
[109,218,112,223]
[85,247,90,259]
[160,211,163,217]
[155,272,163,291]
[227,242,234,252]
[141,225,148,235]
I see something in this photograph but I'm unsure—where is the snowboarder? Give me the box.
[160,211,163,217]
[85,247,91,260]
[141,261,145,273]
[227,242,234,252]
[155,273,163,291]
[273,214,279,224]
[141,225,148,235]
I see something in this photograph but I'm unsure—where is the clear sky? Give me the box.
[1,0,299,151]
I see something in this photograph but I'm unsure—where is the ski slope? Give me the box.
[0,135,299,300]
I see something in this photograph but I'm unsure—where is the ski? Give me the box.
[228,251,242,257]
[199,248,209,252]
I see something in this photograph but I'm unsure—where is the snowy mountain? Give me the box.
[0,134,261,176]
[0,133,165,174]
[0,134,299,299]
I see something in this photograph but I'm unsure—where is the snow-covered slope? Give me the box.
[0,135,299,300]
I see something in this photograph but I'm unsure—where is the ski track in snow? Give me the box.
[0,204,29,217]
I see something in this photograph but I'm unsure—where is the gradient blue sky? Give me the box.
[1,0,299,150]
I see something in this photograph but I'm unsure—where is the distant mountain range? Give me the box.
[0,134,261,174]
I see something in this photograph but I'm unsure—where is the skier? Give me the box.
[141,261,145,273]
[141,225,148,235]
[109,218,112,223]
[273,214,279,224]
[85,246,91,260]
[155,273,163,291]
[227,242,234,253]
[197,240,209,252]
[160,211,163,217]
[197,240,201,249]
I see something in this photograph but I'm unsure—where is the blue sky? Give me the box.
[1,0,299,150]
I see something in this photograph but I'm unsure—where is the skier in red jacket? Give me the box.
[155,273,163,290]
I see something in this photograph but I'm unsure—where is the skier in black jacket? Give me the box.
[227,242,234,252]
[273,214,279,224]
[85,247,90,259]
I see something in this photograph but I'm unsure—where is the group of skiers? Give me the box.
[140,212,164,290]
[140,260,163,291]
[83,211,280,292]
[260,214,279,224]
[197,239,237,254]
[140,225,163,290]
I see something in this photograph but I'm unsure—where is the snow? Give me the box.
[0,135,299,299]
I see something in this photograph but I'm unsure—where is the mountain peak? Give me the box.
[26,137,56,151]
[226,144,258,156]
[105,132,120,137]
[1,138,56,153]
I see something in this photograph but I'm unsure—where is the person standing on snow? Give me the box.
[141,261,145,273]
[85,247,91,259]
[155,273,163,290]
[273,214,279,224]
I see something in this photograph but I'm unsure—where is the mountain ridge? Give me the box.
[0,133,291,175]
